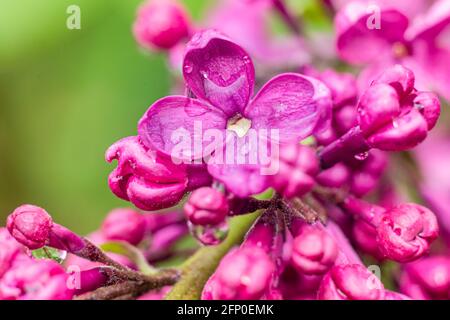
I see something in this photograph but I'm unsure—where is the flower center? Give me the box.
[392,42,409,59]
[227,114,251,138]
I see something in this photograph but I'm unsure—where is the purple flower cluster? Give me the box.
[3,0,450,300]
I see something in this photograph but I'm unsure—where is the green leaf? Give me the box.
[32,247,66,264]
[100,241,156,275]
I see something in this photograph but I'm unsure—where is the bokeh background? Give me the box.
[0,0,210,233]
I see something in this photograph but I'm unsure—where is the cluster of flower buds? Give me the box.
[3,0,450,301]
[0,205,183,300]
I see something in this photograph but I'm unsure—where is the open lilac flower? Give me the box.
[0,228,27,279]
[335,0,450,100]
[138,29,332,197]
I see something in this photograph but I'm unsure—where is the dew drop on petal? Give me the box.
[184,61,193,74]
[354,152,369,161]
[188,221,229,246]
[392,119,399,128]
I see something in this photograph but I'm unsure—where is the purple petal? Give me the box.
[335,2,408,64]
[138,96,227,161]
[183,29,255,117]
[406,0,450,42]
[245,73,332,143]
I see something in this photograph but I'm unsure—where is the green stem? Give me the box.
[165,212,260,300]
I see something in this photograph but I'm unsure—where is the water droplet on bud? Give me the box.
[184,61,193,74]
[354,152,369,161]
[188,221,229,246]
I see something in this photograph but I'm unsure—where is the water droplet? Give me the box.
[243,55,251,65]
[184,61,193,74]
[354,152,369,161]
[392,119,399,128]
[200,70,209,79]
[414,102,424,110]
[188,221,229,246]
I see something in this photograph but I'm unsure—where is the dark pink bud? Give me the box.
[291,226,338,275]
[0,228,27,278]
[352,219,383,260]
[316,163,350,188]
[373,64,415,98]
[413,92,440,131]
[399,256,450,300]
[333,104,357,135]
[133,0,190,50]
[7,205,53,250]
[101,208,146,245]
[184,187,228,226]
[0,259,73,300]
[376,204,439,262]
[271,143,319,198]
[202,247,275,300]
[106,136,190,211]
[317,264,385,300]
[358,84,400,135]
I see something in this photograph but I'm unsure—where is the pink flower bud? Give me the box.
[399,256,450,300]
[384,290,411,300]
[106,136,192,211]
[318,264,385,300]
[101,208,146,245]
[202,247,275,300]
[0,259,73,300]
[271,143,319,198]
[291,226,338,275]
[316,163,350,188]
[133,0,190,50]
[352,219,383,260]
[376,204,439,262]
[7,205,53,250]
[184,187,228,226]
[373,64,415,98]
[0,228,27,279]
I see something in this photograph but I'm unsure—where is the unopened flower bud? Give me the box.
[101,208,146,245]
[376,204,439,262]
[184,187,228,226]
[133,0,191,50]
[271,143,319,198]
[399,256,450,300]
[318,264,385,300]
[291,226,338,275]
[202,246,275,300]
[7,205,53,250]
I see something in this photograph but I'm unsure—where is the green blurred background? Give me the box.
[0,0,209,233]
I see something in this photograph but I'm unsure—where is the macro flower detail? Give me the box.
[317,264,385,300]
[133,0,191,50]
[101,208,147,245]
[137,29,332,197]
[184,187,229,226]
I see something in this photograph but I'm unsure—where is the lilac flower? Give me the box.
[270,143,319,199]
[106,136,211,210]
[319,65,440,169]
[202,247,275,300]
[335,0,450,101]
[342,197,439,262]
[0,259,73,300]
[206,0,310,70]
[399,256,450,300]
[184,187,229,226]
[0,228,27,279]
[133,0,191,51]
[138,29,332,197]
[101,208,146,246]
[317,264,385,300]
[291,225,338,275]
